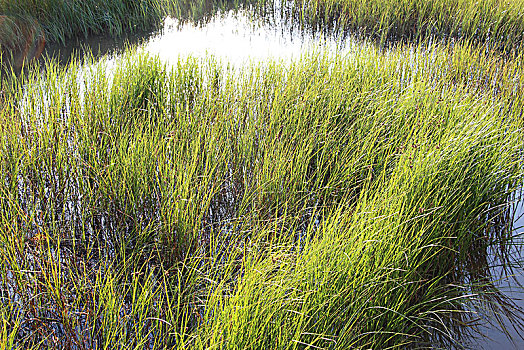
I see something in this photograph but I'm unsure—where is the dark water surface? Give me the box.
[36,5,524,349]
[473,201,524,350]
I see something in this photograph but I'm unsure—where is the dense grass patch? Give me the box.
[2,0,524,349]
[0,0,183,44]
[0,40,522,348]
[276,0,524,50]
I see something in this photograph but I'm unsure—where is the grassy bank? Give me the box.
[277,0,524,50]
[0,0,266,45]
[0,0,178,44]
[2,0,524,50]
[0,39,523,348]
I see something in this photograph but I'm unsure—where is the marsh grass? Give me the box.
[3,0,524,55]
[0,37,523,348]
[0,0,270,47]
[1,1,523,349]
[274,0,524,50]
[0,0,177,44]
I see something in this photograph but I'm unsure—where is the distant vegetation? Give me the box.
[2,0,524,49]
[283,0,524,49]
[0,0,177,44]
[0,0,263,45]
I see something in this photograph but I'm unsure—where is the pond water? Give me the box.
[35,4,524,349]
[43,6,350,67]
[472,200,524,350]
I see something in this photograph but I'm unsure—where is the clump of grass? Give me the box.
[276,0,524,50]
[0,40,523,348]
[0,0,178,44]
[0,0,269,46]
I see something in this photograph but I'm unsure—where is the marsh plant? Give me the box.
[0,0,181,44]
[0,0,269,46]
[2,0,524,48]
[276,0,524,50]
[0,37,523,348]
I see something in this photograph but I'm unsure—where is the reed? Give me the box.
[0,0,178,44]
[278,0,524,50]
[0,38,523,348]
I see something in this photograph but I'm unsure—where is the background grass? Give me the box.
[273,0,524,50]
[0,0,267,45]
[0,0,174,44]
[2,0,524,50]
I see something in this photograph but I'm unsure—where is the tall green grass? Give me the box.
[0,0,179,44]
[0,39,523,348]
[0,0,266,46]
[277,0,524,50]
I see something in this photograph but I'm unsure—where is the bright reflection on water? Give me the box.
[144,10,345,64]
[44,7,350,66]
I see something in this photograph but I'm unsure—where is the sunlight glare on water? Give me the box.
[143,9,347,64]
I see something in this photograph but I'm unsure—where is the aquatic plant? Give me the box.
[0,39,523,348]
[0,0,178,44]
[279,0,524,50]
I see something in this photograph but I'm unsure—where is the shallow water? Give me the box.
[34,4,524,349]
[43,6,349,66]
[473,201,524,349]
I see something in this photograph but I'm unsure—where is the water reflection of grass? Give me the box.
[0,40,523,347]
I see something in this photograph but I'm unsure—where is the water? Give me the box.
[43,6,349,67]
[29,4,524,349]
[472,201,524,349]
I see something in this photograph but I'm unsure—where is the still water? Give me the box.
[39,5,524,349]
[473,202,524,350]
[44,7,349,66]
